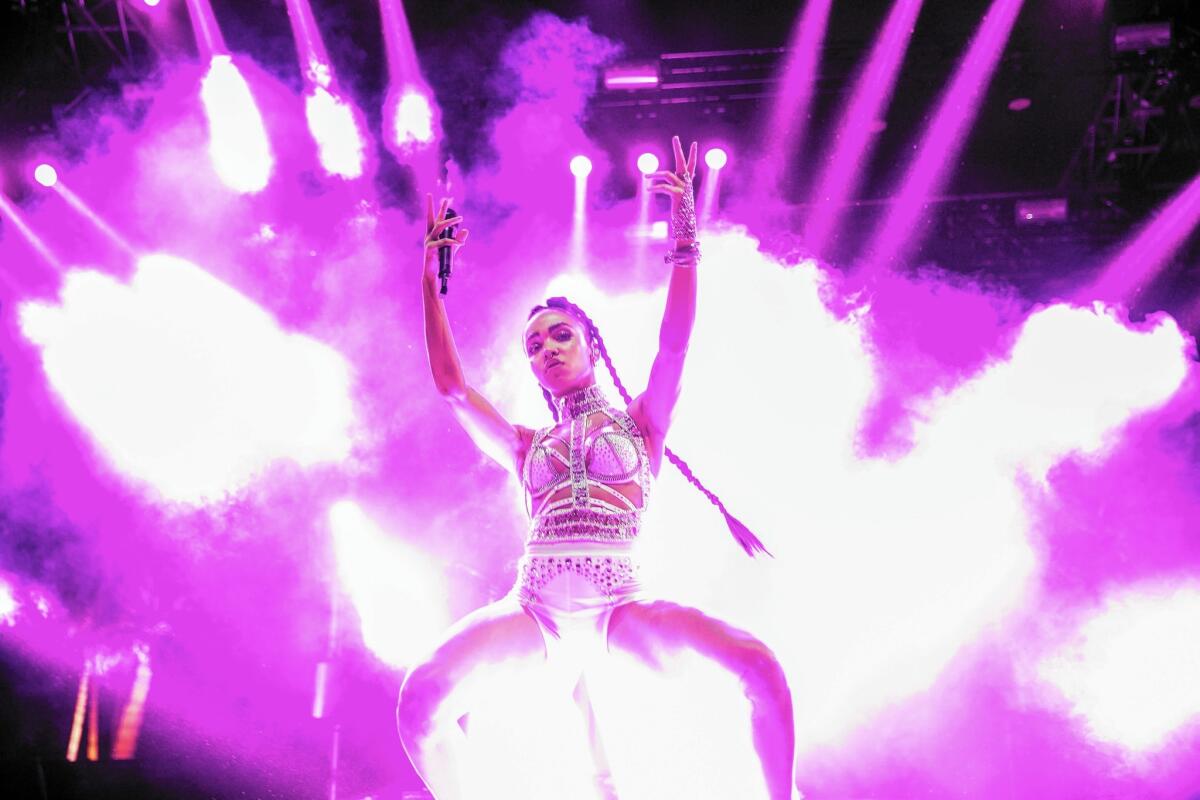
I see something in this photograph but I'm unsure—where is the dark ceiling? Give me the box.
[1,1,1198,226]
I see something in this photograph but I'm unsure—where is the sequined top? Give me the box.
[520,385,651,545]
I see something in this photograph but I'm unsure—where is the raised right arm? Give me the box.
[422,196,531,474]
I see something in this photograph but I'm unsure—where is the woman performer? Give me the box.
[397,136,795,799]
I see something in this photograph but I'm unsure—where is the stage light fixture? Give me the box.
[33,164,58,188]
[637,153,659,175]
[704,148,728,170]
[1015,198,1067,224]
[143,0,163,7]
[570,155,593,178]
[603,64,659,90]
[1113,22,1171,53]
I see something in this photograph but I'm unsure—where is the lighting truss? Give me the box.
[56,0,159,80]
[1065,25,1200,195]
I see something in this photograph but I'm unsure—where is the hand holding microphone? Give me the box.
[423,194,469,295]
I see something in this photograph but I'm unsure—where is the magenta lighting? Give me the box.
[570,155,593,178]
[200,55,274,193]
[1015,198,1067,224]
[53,182,139,257]
[0,191,62,269]
[804,0,925,256]
[143,0,162,7]
[701,149,728,225]
[33,164,58,188]
[1082,171,1200,304]
[284,0,332,85]
[704,147,728,170]
[379,0,439,158]
[182,0,228,59]
[637,152,660,175]
[865,0,1025,268]
[285,0,367,178]
[570,155,590,265]
[379,0,422,86]
[604,64,659,90]
[760,0,834,191]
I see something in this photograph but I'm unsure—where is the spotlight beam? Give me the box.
[200,55,275,193]
[0,191,64,271]
[759,0,834,194]
[284,0,367,178]
[864,0,1025,268]
[701,151,726,227]
[379,0,421,85]
[804,0,925,255]
[183,0,228,58]
[638,153,658,237]
[571,156,590,268]
[284,0,332,77]
[53,183,139,257]
[1080,171,1200,306]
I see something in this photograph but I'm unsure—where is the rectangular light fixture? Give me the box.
[603,64,659,90]
[1113,22,1171,53]
[1015,197,1068,224]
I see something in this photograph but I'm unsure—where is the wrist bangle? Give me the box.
[664,240,700,267]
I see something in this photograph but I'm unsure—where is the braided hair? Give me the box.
[527,296,771,558]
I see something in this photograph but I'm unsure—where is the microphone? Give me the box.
[437,206,458,296]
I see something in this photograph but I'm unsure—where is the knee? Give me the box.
[396,664,449,743]
[736,643,791,706]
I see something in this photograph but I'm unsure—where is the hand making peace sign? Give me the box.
[645,135,698,209]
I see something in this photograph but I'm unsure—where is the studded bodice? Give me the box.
[520,392,651,545]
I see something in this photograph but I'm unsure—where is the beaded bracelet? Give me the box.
[664,240,701,267]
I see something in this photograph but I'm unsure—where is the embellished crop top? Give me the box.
[520,384,651,545]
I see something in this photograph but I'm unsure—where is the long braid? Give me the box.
[529,296,772,558]
[540,387,558,423]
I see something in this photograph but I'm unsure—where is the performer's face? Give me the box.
[524,309,595,396]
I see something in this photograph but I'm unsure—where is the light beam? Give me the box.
[701,148,728,227]
[804,0,925,255]
[52,182,139,257]
[199,55,274,194]
[0,191,64,270]
[284,0,366,178]
[182,0,227,60]
[570,156,591,268]
[379,0,440,162]
[758,0,834,194]
[865,0,1025,267]
[1080,170,1200,305]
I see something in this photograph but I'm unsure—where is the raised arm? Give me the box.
[422,195,529,474]
[634,136,699,440]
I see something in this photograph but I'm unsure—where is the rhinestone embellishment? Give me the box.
[518,554,638,599]
[554,384,610,421]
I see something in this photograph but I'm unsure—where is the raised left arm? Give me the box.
[636,136,699,440]
[639,261,696,438]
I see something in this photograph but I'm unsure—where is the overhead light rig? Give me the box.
[1064,18,1200,198]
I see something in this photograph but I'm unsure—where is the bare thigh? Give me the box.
[608,599,784,684]
[396,596,547,738]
